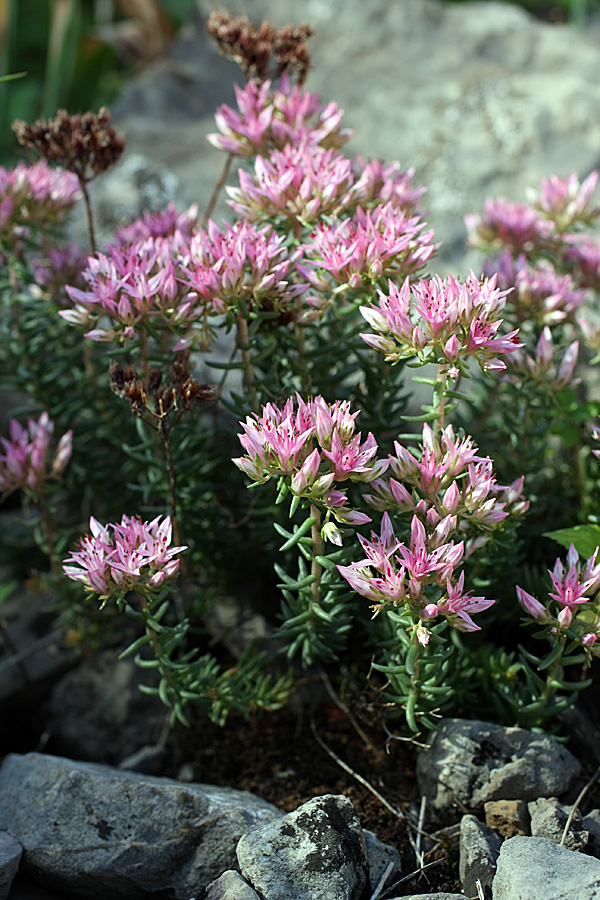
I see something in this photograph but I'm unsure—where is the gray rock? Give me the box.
[44,650,165,764]
[236,793,367,900]
[584,809,600,858]
[0,752,281,900]
[363,828,402,893]
[389,895,466,900]
[492,835,600,900]
[0,833,21,900]
[416,718,581,821]
[0,584,77,726]
[205,869,261,900]
[459,814,502,900]
[93,0,600,273]
[528,797,590,853]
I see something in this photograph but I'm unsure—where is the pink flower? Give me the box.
[226,143,354,225]
[346,157,426,213]
[63,514,186,599]
[484,253,586,326]
[0,412,72,495]
[207,76,352,157]
[181,218,306,320]
[548,544,600,610]
[300,203,436,294]
[465,197,554,256]
[516,585,550,623]
[564,234,600,291]
[360,272,522,373]
[0,160,80,251]
[526,171,599,231]
[437,571,493,632]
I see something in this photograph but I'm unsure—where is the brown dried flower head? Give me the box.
[13,108,125,183]
[207,11,312,84]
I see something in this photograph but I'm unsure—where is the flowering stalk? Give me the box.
[513,543,600,727]
[0,412,72,576]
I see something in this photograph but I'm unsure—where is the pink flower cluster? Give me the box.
[363,423,529,555]
[62,218,306,347]
[227,143,355,225]
[207,75,352,157]
[526,171,599,232]
[115,203,199,247]
[487,253,586,326]
[62,240,184,342]
[63,514,185,599]
[347,157,426,215]
[300,204,436,296]
[467,172,600,258]
[0,412,72,495]
[181,218,306,318]
[504,326,579,391]
[360,271,522,374]
[467,173,600,319]
[0,160,80,250]
[517,544,600,655]
[31,243,88,300]
[338,511,493,641]
[233,394,388,543]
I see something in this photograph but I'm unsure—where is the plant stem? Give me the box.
[310,504,322,610]
[36,488,58,576]
[136,591,178,712]
[200,153,233,229]
[237,312,259,413]
[139,330,149,388]
[406,645,421,733]
[434,362,447,434]
[78,176,97,254]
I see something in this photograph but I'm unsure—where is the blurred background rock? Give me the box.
[4,0,600,269]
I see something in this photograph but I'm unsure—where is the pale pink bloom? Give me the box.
[63,514,186,599]
[181,218,305,319]
[437,572,493,632]
[207,76,352,157]
[0,160,80,250]
[346,157,426,213]
[526,171,599,231]
[0,412,72,495]
[516,585,550,623]
[505,326,580,390]
[226,143,354,225]
[486,253,586,326]
[548,544,600,610]
[63,241,186,341]
[234,394,380,536]
[360,272,521,373]
[389,424,480,495]
[465,198,554,256]
[31,243,88,301]
[320,430,378,481]
[300,204,436,293]
[338,510,490,632]
[564,234,600,291]
[115,203,198,247]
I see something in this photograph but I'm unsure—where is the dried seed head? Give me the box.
[207,11,312,84]
[13,107,125,183]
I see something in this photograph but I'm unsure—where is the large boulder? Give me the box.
[416,718,581,821]
[236,794,368,900]
[0,752,281,900]
[80,0,600,273]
